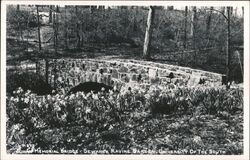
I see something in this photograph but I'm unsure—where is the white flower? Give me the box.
[85,108,91,113]
[17,87,23,94]
[54,104,61,111]
[24,98,29,104]
[109,125,114,130]
[144,94,150,99]
[37,102,42,108]
[92,94,99,100]
[193,136,202,144]
[13,124,22,130]
[69,94,75,100]
[60,114,67,122]
[47,95,52,100]
[109,90,114,95]
[51,97,56,101]
[13,98,19,103]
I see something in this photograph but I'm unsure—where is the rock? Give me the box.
[80,74,86,83]
[129,68,138,73]
[97,74,104,83]
[111,69,119,78]
[150,77,160,84]
[86,72,92,82]
[149,69,157,78]
[118,66,129,73]
[158,70,169,77]
[131,74,137,81]
[106,74,111,85]
[188,73,201,86]
[91,63,98,72]
[138,68,147,74]
[185,69,192,74]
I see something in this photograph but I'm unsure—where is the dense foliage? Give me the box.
[6,84,243,154]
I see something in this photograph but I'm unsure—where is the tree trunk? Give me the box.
[53,5,59,54]
[133,7,138,32]
[17,5,20,11]
[49,5,53,23]
[45,60,49,84]
[191,7,197,65]
[64,6,69,50]
[75,6,81,49]
[143,6,155,60]
[190,7,197,38]
[36,5,41,51]
[221,7,225,15]
[53,9,56,48]
[175,29,180,48]
[206,7,213,39]
[183,6,188,49]
[56,6,59,53]
[226,7,232,85]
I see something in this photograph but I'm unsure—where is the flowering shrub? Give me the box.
[6,84,243,154]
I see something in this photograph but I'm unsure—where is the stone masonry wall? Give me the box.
[38,58,223,92]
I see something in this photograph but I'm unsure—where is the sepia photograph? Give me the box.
[1,1,249,160]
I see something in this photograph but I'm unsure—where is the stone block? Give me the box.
[69,79,74,86]
[150,77,160,84]
[93,73,98,82]
[160,77,171,83]
[103,75,107,85]
[112,69,119,78]
[129,68,138,73]
[185,69,192,74]
[80,74,86,83]
[171,78,178,84]
[149,69,157,78]
[131,74,137,81]
[138,68,147,74]
[158,70,169,77]
[187,74,201,86]
[106,74,111,85]
[102,68,108,73]
[86,72,92,82]
[97,74,104,83]
[110,62,117,67]
[169,67,177,71]
[118,66,129,73]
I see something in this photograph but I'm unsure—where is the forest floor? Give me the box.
[6,37,227,75]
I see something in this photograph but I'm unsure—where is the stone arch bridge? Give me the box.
[37,58,223,92]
